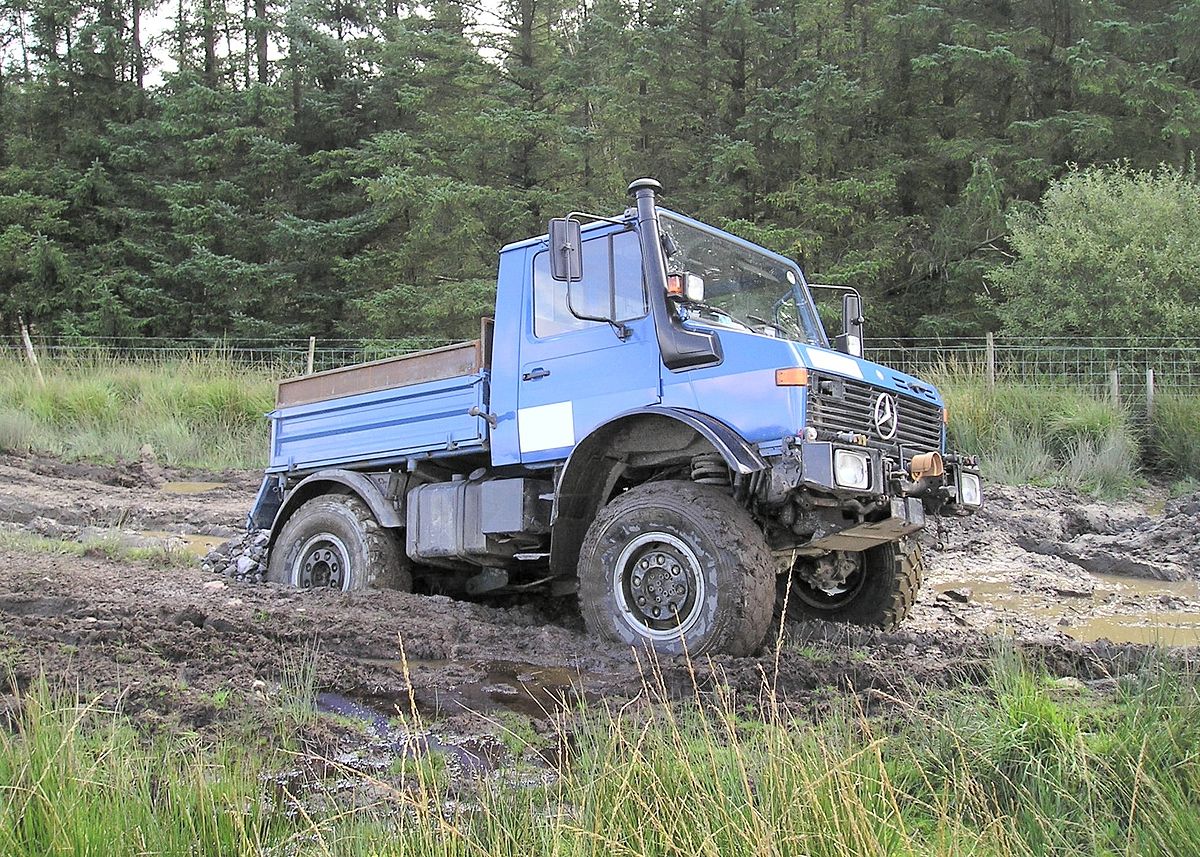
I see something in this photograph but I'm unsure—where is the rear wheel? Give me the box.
[267,494,411,592]
[577,481,776,657]
[783,540,922,629]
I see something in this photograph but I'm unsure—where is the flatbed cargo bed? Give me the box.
[267,325,493,474]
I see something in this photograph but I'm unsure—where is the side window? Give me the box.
[611,230,647,321]
[533,231,647,338]
[533,240,605,338]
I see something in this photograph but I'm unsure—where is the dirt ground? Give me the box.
[0,452,1195,766]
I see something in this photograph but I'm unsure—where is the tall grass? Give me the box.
[3,649,1198,856]
[0,681,277,855]
[1147,393,1200,481]
[939,371,1141,496]
[0,355,275,470]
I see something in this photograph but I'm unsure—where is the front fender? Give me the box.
[549,406,767,575]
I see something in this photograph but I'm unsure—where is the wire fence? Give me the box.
[0,335,465,376]
[6,333,1200,404]
[869,336,1200,407]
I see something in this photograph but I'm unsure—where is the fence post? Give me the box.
[1109,368,1120,408]
[1145,368,1155,422]
[306,336,316,375]
[18,316,45,388]
[985,332,995,390]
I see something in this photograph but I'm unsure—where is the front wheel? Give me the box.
[577,481,776,657]
[783,540,922,629]
[267,493,411,592]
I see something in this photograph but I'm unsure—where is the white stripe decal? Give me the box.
[518,401,575,453]
[803,347,864,379]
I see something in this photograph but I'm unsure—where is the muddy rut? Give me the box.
[0,452,1195,739]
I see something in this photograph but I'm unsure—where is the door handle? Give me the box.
[522,367,551,381]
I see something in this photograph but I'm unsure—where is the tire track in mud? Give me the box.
[0,453,1192,737]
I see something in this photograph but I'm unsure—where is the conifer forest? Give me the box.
[1,0,1197,342]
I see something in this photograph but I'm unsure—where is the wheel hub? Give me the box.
[792,551,865,609]
[614,532,705,640]
[294,534,351,591]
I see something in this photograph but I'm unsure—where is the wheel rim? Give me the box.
[791,562,866,611]
[292,534,352,592]
[612,532,706,641]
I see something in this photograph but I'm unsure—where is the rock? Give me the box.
[202,580,226,591]
[236,556,256,576]
[1051,676,1085,691]
[944,587,972,603]
[482,683,521,699]
[29,516,65,539]
[1052,583,1094,598]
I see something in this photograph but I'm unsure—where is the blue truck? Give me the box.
[248,179,981,656]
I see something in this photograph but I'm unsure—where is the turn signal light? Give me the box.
[776,368,809,386]
[942,405,949,425]
[666,273,685,296]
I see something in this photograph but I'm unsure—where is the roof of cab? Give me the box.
[498,210,636,255]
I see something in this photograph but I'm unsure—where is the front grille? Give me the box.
[808,374,943,454]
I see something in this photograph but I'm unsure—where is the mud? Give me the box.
[0,453,1195,780]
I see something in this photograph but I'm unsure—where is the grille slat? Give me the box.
[809,374,943,454]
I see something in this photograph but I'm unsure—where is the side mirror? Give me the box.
[834,292,864,357]
[548,218,582,282]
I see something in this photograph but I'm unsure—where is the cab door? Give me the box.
[516,227,660,464]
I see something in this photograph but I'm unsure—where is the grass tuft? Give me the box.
[939,374,1143,495]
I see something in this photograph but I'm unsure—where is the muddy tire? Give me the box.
[784,540,922,629]
[267,493,411,592]
[577,481,776,657]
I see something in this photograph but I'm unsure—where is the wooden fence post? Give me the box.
[985,332,995,390]
[306,336,316,375]
[1109,368,1120,408]
[18,316,45,388]
[1145,368,1155,422]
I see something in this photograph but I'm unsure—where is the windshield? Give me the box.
[658,213,827,346]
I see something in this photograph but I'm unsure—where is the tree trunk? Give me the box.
[203,0,217,86]
[255,0,269,83]
[243,0,251,87]
[132,0,144,88]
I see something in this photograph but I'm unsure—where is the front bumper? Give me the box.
[759,439,981,555]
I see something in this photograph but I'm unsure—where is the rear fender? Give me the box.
[265,469,402,547]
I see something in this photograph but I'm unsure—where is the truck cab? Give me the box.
[250,178,981,657]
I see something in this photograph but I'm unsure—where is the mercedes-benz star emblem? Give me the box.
[873,393,899,440]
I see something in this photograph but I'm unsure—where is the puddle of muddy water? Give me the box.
[360,658,589,719]
[937,575,1200,646]
[138,529,226,558]
[160,481,225,495]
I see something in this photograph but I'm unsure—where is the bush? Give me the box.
[989,164,1200,341]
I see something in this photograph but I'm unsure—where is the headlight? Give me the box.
[959,471,982,506]
[833,449,870,490]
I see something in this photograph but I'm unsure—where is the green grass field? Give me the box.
[0,355,275,471]
[2,647,1198,856]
